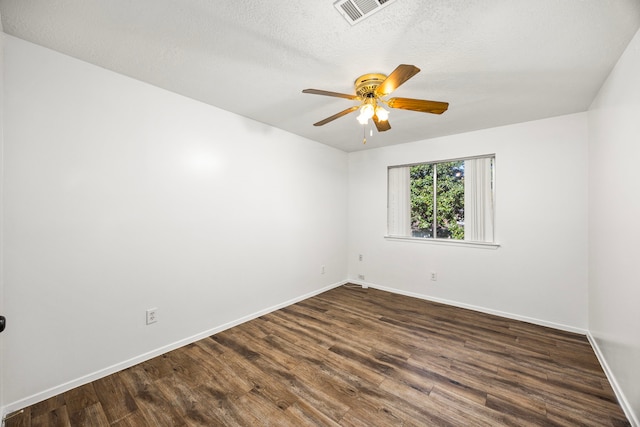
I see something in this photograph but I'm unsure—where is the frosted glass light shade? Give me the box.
[357,113,369,124]
[375,106,389,121]
[360,104,375,119]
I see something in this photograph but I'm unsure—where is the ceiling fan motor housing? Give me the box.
[355,73,387,98]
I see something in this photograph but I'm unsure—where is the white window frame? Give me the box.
[385,154,499,249]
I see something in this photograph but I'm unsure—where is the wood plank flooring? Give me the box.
[5,285,630,426]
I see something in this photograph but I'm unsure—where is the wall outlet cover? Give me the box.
[146,308,158,325]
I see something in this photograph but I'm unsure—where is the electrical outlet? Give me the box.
[430,272,438,281]
[321,265,325,274]
[359,254,363,262]
[146,308,158,325]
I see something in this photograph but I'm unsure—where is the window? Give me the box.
[388,155,495,243]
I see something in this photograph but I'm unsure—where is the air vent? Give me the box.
[334,0,398,25]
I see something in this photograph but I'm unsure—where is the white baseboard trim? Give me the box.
[587,332,638,427]
[349,279,588,335]
[1,280,347,418]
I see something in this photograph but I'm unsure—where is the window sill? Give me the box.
[384,235,500,249]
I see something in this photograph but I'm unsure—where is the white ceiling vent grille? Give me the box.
[334,0,398,25]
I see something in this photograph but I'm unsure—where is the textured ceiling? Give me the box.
[1,0,639,152]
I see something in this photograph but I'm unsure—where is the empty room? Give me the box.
[0,1,639,426]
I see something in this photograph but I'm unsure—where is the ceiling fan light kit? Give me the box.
[302,64,449,139]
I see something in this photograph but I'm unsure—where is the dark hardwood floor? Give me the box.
[5,285,630,426]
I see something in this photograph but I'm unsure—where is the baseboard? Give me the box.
[349,279,588,335]
[1,280,347,418]
[587,332,638,427]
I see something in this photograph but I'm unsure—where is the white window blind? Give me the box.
[387,166,411,236]
[464,157,494,242]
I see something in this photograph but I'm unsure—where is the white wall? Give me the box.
[348,113,589,331]
[1,36,348,412]
[588,28,640,425]
[0,15,5,416]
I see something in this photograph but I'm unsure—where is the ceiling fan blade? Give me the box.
[313,106,360,126]
[373,114,391,132]
[303,89,359,100]
[375,64,421,97]
[387,97,449,114]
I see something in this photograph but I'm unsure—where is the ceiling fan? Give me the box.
[302,64,449,133]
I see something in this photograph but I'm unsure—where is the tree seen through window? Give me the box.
[410,161,465,239]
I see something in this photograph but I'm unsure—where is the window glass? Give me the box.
[409,163,434,238]
[389,156,494,243]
